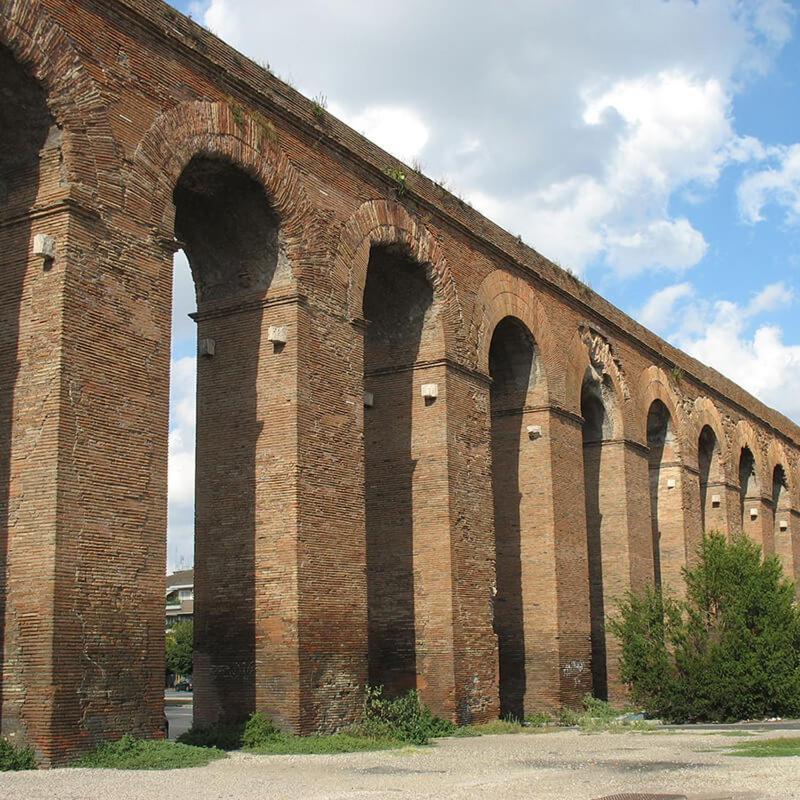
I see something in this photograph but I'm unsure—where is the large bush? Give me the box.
[356,686,455,744]
[610,532,800,723]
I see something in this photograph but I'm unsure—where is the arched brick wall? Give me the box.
[472,270,555,400]
[0,0,117,208]
[126,100,313,270]
[334,199,463,358]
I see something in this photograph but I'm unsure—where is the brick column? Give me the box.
[193,292,301,731]
[447,366,498,724]
[584,438,652,702]
[742,494,773,554]
[701,478,734,539]
[652,458,690,596]
[548,409,593,707]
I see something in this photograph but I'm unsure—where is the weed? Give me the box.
[311,93,327,124]
[72,735,226,770]
[229,101,244,129]
[670,365,684,384]
[525,712,554,728]
[0,738,36,771]
[383,167,408,197]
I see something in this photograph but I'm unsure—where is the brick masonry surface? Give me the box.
[2,0,800,765]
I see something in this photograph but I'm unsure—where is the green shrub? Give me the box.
[0,737,36,771]
[356,686,455,745]
[177,721,246,750]
[610,532,800,723]
[72,735,226,769]
[241,711,280,748]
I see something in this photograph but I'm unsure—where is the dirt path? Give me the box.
[2,728,799,800]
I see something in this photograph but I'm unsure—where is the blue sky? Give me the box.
[165,0,800,569]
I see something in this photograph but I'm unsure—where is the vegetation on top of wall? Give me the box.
[311,93,327,124]
[0,737,36,771]
[383,167,408,197]
[610,532,800,724]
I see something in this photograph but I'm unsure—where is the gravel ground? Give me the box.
[2,728,799,800]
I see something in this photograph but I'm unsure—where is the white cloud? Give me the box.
[196,0,793,277]
[638,280,800,419]
[331,103,430,164]
[639,282,694,330]
[738,143,800,224]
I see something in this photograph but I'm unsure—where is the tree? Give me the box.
[166,620,193,677]
[610,532,800,723]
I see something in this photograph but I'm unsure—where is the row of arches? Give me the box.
[3,7,800,756]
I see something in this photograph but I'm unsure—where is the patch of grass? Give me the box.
[0,737,36,771]
[180,690,452,758]
[454,718,556,737]
[246,732,403,755]
[727,737,800,757]
[72,735,226,770]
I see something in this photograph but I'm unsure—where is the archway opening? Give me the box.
[739,446,759,532]
[363,243,435,698]
[0,43,59,737]
[168,154,283,728]
[772,464,792,576]
[489,316,537,720]
[646,400,687,592]
[581,371,614,700]
[698,426,722,533]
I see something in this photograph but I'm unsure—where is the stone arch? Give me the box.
[567,324,626,439]
[766,439,794,501]
[691,398,730,478]
[472,270,555,404]
[126,100,313,274]
[0,0,117,207]
[690,398,730,537]
[334,199,462,358]
[637,367,687,457]
[732,419,763,494]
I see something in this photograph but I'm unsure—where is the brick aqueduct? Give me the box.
[2,0,800,765]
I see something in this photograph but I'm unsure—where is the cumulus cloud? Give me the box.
[639,281,800,420]
[639,282,694,330]
[738,143,800,224]
[195,0,792,276]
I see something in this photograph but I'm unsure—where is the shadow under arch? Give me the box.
[580,366,618,701]
[172,152,286,727]
[488,315,541,720]
[363,241,443,698]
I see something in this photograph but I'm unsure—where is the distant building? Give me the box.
[166,568,194,629]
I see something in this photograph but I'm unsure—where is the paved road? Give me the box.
[165,696,193,740]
